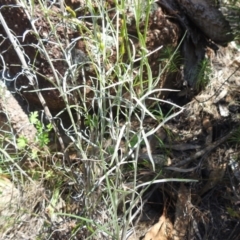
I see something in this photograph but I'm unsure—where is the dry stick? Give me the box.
[170,128,235,167]
[0,12,66,153]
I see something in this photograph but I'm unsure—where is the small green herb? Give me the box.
[29,111,53,147]
[17,135,28,149]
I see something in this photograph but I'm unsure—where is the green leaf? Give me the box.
[31,149,38,159]
[129,135,138,147]
[46,123,53,131]
[29,111,39,125]
[17,136,28,149]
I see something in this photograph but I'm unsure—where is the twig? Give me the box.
[172,129,235,167]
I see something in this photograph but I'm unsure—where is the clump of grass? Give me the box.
[196,58,212,91]
[159,46,182,73]
[0,0,194,239]
[229,126,240,144]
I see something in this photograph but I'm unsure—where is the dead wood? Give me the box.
[177,0,234,45]
[0,82,37,145]
[172,184,190,240]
